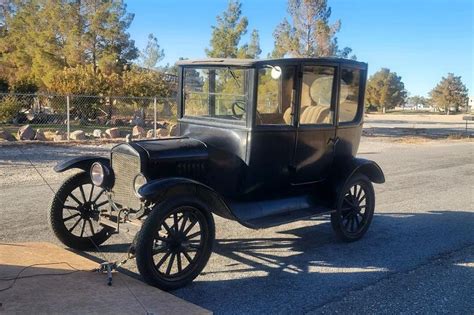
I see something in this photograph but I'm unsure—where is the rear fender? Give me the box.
[138,177,237,221]
[327,157,385,206]
[54,156,110,173]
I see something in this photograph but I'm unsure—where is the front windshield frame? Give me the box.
[181,66,251,125]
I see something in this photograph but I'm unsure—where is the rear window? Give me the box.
[338,68,361,123]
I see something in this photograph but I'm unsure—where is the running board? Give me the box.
[246,206,334,229]
[228,194,335,229]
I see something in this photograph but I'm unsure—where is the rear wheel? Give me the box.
[49,172,114,250]
[331,174,375,242]
[135,196,215,291]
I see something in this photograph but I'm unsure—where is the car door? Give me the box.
[244,64,298,194]
[291,63,338,184]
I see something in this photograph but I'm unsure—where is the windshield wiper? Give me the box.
[227,67,241,88]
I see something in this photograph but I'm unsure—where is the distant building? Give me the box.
[469,95,474,112]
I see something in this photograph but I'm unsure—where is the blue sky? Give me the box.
[126,0,473,97]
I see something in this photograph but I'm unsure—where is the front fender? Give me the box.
[138,177,237,221]
[54,156,110,173]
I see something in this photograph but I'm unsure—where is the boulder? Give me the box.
[34,129,47,141]
[112,118,125,126]
[17,125,36,140]
[105,127,121,139]
[93,129,102,138]
[70,130,86,140]
[146,129,154,138]
[132,125,146,138]
[53,134,66,142]
[156,121,169,129]
[0,129,16,141]
[157,127,169,138]
[169,124,178,137]
[131,116,145,127]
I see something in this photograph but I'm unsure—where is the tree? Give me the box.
[238,29,262,59]
[272,0,354,58]
[121,66,171,98]
[408,95,429,106]
[206,0,249,58]
[140,33,164,69]
[0,0,138,89]
[0,77,8,93]
[365,68,407,113]
[80,0,139,74]
[429,73,468,114]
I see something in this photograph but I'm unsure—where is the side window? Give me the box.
[256,66,295,125]
[339,68,361,123]
[299,66,335,125]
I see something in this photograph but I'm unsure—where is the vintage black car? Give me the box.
[49,57,385,290]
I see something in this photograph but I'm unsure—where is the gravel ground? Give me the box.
[0,137,473,314]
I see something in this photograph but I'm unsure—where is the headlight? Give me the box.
[90,162,105,186]
[90,162,113,188]
[133,173,147,196]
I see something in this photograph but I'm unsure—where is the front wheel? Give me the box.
[135,196,215,291]
[331,174,375,242]
[49,172,114,250]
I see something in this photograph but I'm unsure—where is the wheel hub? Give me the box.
[168,232,187,253]
[78,202,94,219]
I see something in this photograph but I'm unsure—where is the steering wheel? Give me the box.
[231,100,263,123]
[231,100,246,116]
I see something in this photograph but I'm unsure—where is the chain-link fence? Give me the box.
[0,93,177,141]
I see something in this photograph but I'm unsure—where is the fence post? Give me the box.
[153,97,157,138]
[66,95,70,141]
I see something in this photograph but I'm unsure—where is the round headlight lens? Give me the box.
[133,174,147,196]
[90,162,105,186]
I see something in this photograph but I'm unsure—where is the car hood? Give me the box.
[134,137,208,163]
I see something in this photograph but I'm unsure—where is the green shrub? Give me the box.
[0,95,24,123]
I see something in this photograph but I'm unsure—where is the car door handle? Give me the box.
[327,137,340,145]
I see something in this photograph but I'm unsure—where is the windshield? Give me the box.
[183,67,249,123]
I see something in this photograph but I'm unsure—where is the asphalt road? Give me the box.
[0,138,473,314]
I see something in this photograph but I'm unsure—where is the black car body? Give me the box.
[51,58,384,290]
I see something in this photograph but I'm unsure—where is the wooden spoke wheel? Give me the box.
[135,196,215,291]
[49,172,113,250]
[331,174,375,242]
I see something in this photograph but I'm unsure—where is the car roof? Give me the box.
[176,57,367,68]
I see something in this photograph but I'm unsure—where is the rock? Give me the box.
[112,118,125,126]
[157,127,169,138]
[146,129,154,138]
[131,116,145,127]
[53,134,66,142]
[105,127,121,139]
[93,129,102,138]
[132,125,145,138]
[17,125,36,140]
[169,124,178,137]
[0,129,16,141]
[34,129,47,141]
[70,130,86,140]
[154,121,169,129]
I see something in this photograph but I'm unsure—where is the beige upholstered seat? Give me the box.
[299,105,331,124]
[283,105,330,125]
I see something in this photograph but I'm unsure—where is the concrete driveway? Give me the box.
[0,137,473,314]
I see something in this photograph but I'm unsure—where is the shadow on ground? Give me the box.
[79,210,474,313]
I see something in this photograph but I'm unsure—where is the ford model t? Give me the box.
[49,58,385,290]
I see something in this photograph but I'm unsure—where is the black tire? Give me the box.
[135,195,215,291]
[49,172,114,250]
[331,174,375,242]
